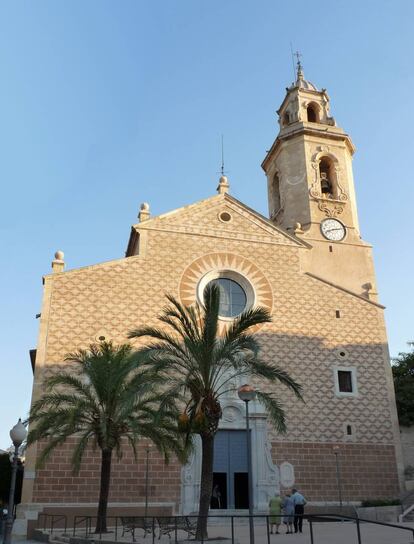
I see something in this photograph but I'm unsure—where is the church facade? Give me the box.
[19,66,403,533]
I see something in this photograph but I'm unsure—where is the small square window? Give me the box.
[333,366,358,397]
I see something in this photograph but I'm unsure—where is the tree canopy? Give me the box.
[392,347,414,427]
[28,341,186,532]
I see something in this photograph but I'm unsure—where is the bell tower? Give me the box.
[262,60,378,300]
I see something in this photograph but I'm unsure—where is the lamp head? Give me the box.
[238,384,256,403]
[10,419,27,448]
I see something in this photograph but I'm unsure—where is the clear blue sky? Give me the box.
[0,1,413,448]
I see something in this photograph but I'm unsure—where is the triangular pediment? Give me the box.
[132,194,306,247]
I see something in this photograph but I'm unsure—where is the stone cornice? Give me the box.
[305,272,385,309]
[262,126,355,172]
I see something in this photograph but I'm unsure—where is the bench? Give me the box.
[156,516,197,539]
[120,517,153,541]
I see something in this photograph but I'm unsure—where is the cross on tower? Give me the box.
[294,51,303,72]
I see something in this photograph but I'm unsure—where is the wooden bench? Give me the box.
[120,517,153,541]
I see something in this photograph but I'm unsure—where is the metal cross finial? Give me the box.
[218,134,229,177]
[220,134,225,176]
[295,51,303,73]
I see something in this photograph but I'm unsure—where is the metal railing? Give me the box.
[34,512,414,544]
[37,513,67,536]
[307,513,414,544]
[73,515,94,538]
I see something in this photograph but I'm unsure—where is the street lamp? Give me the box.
[144,442,152,519]
[3,419,27,544]
[238,384,256,544]
[333,446,343,508]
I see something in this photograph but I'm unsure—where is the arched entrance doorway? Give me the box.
[181,386,281,513]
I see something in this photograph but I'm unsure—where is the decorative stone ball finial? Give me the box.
[52,249,65,272]
[217,175,230,195]
[139,202,151,222]
[294,222,304,235]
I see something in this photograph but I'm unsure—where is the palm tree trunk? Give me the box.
[95,448,112,533]
[196,434,214,540]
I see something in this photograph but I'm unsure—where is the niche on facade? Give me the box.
[282,111,290,127]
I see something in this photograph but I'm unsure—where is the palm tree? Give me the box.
[27,341,185,533]
[129,284,303,539]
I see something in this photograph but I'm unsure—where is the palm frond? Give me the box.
[255,391,287,433]
[226,307,272,343]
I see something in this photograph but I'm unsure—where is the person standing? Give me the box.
[282,492,295,534]
[211,484,221,509]
[291,488,307,533]
[268,492,283,534]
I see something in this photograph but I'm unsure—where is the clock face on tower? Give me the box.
[320,219,346,241]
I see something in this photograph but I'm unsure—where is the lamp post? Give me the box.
[3,419,27,544]
[333,446,343,508]
[238,384,256,544]
[144,443,152,519]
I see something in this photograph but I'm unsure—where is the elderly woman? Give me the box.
[282,491,295,534]
[269,492,283,534]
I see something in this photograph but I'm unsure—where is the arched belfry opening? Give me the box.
[319,157,335,198]
[306,103,319,123]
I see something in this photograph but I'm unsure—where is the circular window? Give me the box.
[207,278,247,317]
[335,348,349,361]
[197,270,255,320]
[219,211,232,222]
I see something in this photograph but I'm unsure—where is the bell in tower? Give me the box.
[320,172,332,196]
[319,159,333,198]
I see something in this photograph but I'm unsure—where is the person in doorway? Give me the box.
[269,492,283,534]
[291,488,307,533]
[211,484,221,509]
[282,491,295,534]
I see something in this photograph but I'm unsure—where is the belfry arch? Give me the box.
[312,151,340,199]
[306,102,320,123]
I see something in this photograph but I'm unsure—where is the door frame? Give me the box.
[181,395,281,513]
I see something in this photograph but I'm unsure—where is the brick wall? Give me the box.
[31,438,400,506]
[32,438,181,504]
[272,442,400,502]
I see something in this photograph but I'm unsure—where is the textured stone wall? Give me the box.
[26,195,400,507]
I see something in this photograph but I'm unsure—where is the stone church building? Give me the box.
[19,65,403,533]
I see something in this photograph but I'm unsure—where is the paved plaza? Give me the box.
[15,519,414,544]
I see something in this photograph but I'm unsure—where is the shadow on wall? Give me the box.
[25,333,398,514]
